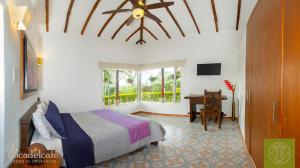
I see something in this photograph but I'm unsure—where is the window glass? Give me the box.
[103,70,116,106]
[175,67,181,102]
[164,67,175,102]
[119,70,137,104]
[103,67,181,106]
[141,69,162,102]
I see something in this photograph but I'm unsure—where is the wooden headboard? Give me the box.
[19,100,39,153]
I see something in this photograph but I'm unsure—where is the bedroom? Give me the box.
[0,0,299,167]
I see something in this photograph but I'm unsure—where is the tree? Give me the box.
[149,76,158,83]
[103,70,114,104]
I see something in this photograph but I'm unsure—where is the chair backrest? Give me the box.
[203,90,222,111]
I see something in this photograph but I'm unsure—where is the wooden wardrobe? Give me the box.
[246,0,300,167]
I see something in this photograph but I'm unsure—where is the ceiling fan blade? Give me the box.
[145,2,174,10]
[129,0,139,7]
[145,12,162,23]
[126,16,135,26]
[102,9,132,14]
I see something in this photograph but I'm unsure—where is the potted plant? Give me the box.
[224,80,236,121]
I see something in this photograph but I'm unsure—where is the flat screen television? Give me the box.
[197,63,221,75]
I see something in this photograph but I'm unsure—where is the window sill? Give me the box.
[103,101,181,108]
[103,101,139,107]
[141,101,181,104]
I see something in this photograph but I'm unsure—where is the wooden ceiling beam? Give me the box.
[81,0,101,35]
[111,15,132,39]
[210,0,218,32]
[236,0,242,30]
[126,27,141,42]
[159,0,185,37]
[156,22,171,39]
[45,0,49,32]
[183,0,200,34]
[139,18,144,45]
[64,0,75,33]
[98,0,129,37]
[136,39,146,44]
[144,27,158,40]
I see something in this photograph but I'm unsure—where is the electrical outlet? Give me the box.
[12,69,16,82]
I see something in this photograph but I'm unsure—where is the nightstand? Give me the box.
[10,150,62,168]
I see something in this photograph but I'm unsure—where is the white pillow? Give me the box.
[37,102,48,114]
[42,99,50,106]
[32,108,51,139]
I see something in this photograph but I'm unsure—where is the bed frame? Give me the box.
[19,100,39,153]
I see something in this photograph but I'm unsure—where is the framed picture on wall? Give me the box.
[20,31,38,99]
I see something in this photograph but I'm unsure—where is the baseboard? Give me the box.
[131,111,189,117]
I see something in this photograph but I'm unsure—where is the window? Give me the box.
[175,67,181,102]
[141,67,181,103]
[103,70,138,106]
[103,67,181,106]
[141,69,162,102]
[118,70,137,104]
[103,70,117,106]
[164,68,174,102]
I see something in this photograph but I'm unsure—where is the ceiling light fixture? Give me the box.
[132,1,145,19]
[10,6,31,30]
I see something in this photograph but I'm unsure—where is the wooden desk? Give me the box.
[184,95,228,122]
[10,150,62,168]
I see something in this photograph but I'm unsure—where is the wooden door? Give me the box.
[245,18,253,153]
[246,0,283,167]
[250,3,264,167]
[246,1,265,167]
[283,0,300,166]
[261,0,283,138]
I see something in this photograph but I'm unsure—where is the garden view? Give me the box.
[103,68,181,106]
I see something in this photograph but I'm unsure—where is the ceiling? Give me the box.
[26,0,258,44]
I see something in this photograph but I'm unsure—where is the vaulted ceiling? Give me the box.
[35,0,257,45]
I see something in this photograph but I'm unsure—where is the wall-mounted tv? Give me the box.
[197,63,221,75]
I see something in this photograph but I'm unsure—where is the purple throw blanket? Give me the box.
[92,109,150,144]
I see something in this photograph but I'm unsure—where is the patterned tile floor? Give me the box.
[96,114,255,168]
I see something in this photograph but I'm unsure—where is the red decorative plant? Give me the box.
[224,80,235,94]
[224,80,236,121]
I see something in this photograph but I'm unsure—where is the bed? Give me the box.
[20,100,166,168]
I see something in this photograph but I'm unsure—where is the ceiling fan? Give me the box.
[102,0,174,26]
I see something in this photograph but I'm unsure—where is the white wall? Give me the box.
[139,31,243,116]
[40,32,140,113]
[0,0,42,167]
[0,2,5,167]
[237,31,247,139]
[40,30,243,117]
[236,0,258,140]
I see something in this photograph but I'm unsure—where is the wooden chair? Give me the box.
[200,90,222,131]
